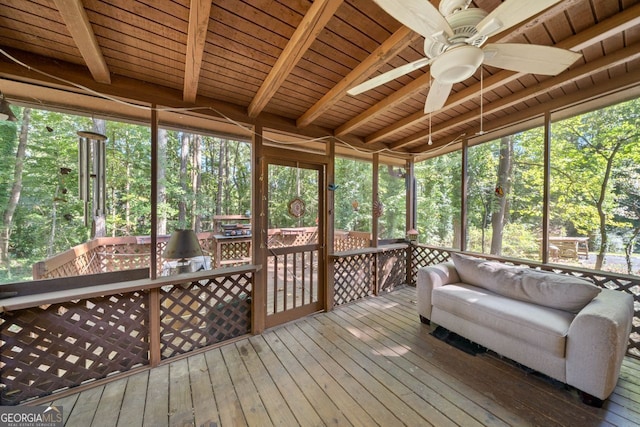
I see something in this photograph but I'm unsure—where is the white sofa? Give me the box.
[417,253,634,406]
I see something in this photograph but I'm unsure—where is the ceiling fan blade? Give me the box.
[424,80,453,113]
[373,0,453,42]
[483,44,582,75]
[474,0,563,40]
[348,57,432,96]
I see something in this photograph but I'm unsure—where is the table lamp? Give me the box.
[163,229,202,274]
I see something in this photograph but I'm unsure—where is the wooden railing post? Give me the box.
[148,287,161,367]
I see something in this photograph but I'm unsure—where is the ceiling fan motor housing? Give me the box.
[423,8,488,58]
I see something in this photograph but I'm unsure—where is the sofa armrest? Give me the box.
[416,261,459,321]
[566,288,634,400]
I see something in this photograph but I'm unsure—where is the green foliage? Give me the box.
[267,164,318,229]
[378,164,406,239]
[0,120,18,210]
[415,151,461,247]
[0,107,256,283]
[334,157,372,232]
[415,97,640,274]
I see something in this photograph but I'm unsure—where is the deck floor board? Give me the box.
[43,287,639,426]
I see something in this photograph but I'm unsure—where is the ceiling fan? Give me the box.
[348,0,582,113]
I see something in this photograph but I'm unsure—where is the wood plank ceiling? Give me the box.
[0,0,639,160]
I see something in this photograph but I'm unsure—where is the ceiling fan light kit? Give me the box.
[431,45,484,84]
[349,0,581,115]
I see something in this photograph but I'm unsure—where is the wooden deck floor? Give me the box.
[46,287,640,427]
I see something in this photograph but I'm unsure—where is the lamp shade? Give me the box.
[163,229,201,260]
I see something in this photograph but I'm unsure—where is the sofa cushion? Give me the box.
[449,252,521,292]
[432,283,574,357]
[517,270,601,313]
[449,253,600,312]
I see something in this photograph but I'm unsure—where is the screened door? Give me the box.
[265,159,325,328]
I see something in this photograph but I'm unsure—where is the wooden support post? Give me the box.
[406,159,415,285]
[149,105,161,367]
[150,105,158,279]
[372,154,380,294]
[148,287,161,366]
[251,122,266,334]
[542,111,551,264]
[460,139,469,252]
[372,153,379,248]
[326,139,335,311]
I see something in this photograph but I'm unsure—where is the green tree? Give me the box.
[552,99,640,269]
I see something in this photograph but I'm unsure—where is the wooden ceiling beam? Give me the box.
[0,48,383,154]
[183,0,212,103]
[368,3,640,145]
[247,0,343,118]
[53,0,111,84]
[296,26,419,128]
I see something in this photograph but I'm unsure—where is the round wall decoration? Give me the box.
[288,197,306,218]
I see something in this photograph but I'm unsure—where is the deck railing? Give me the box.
[32,229,369,280]
[31,233,219,280]
[331,244,408,306]
[5,238,637,405]
[0,266,255,405]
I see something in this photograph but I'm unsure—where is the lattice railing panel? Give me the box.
[334,253,374,306]
[379,248,408,293]
[217,241,251,265]
[159,272,252,359]
[410,245,640,358]
[334,235,370,252]
[410,246,452,286]
[34,234,218,279]
[97,243,152,273]
[0,291,149,405]
[40,248,102,279]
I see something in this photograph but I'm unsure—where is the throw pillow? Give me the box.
[449,252,521,293]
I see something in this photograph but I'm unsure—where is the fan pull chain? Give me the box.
[428,74,433,145]
[478,66,484,136]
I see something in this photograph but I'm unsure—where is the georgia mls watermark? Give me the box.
[0,406,63,427]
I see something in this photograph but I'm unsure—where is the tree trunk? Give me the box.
[179,132,190,226]
[595,142,621,270]
[157,128,167,235]
[48,186,58,257]
[0,108,30,268]
[224,142,231,214]
[490,136,513,256]
[191,134,202,232]
[215,138,225,216]
[125,160,131,233]
[624,227,640,275]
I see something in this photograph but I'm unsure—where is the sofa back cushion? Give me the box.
[449,252,601,313]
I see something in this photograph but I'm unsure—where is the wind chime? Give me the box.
[78,131,107,232]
